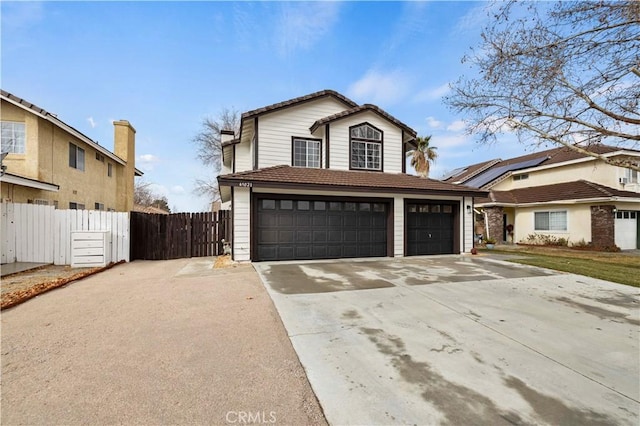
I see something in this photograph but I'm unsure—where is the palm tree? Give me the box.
[407,135,438,177]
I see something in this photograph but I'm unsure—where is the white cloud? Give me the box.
[276,2,341,56]
[347,69,411,105]
[137,154,160,171]
[414,83,451,102]
[171,185,186,195]
[433,133,472,150]
[87,117,97,128]
[446,120,466,132]
[426,116,443,129]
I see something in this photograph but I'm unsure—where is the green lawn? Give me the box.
[484,247,640,287]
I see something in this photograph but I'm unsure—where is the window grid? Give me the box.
[534,211,567,231]
[293,139,320,168]
[1,121,26,154]
[69,142,85,171]
[351,141,381,170]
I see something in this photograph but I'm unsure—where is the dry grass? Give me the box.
[486,245,640,287]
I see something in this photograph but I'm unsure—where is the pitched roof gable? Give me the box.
[476,180,640,205]
[1,89,143,176]
[448,144,637,187]
[218,165,486,197]
[241,90,358,119]
[309,104,417,138]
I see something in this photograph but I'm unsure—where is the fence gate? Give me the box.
[130,211,230,260]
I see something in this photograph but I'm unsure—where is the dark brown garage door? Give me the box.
[255,196,389,261]
[406,202,456,255]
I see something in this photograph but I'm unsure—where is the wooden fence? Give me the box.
[1,203,129,265]
[130,211,230,260]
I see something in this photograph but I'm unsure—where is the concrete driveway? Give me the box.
[255,255,640,425]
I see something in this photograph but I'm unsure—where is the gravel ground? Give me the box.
[1,258,327,425]
[1,265,97,296]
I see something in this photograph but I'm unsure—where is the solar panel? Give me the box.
[464,156,547,188]
[440,167,467,181]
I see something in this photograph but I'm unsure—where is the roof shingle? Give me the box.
[476,180,640,205]
[241,90,358,119]
[310,104,417,138]
[218,165,487,197]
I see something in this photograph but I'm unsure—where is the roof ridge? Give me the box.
[242,90,358,119]
[458,159,501,184]
[580,179,614,196]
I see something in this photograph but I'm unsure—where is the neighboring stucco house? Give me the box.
[217,90,487,262]
[1,90,141,211]
[442,145,640,250]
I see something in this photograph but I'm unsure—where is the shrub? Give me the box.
[523,233,569,247]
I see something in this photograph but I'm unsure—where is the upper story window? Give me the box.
[292,138,321,168]
[1,121,26,154]
[350,123,382,171]
[624,167,638,184]
[513,173,529,181]
[69,142,85,171]
[107,163,113,177]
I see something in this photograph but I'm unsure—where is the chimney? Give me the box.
[113,120,136,212]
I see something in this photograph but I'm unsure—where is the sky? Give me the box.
[1,1,534,212]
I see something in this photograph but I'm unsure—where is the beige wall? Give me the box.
[512,201,639,245]
[1,99,135,211]
[494,159,639,193]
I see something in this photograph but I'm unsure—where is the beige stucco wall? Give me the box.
[512,201,639,246]
[494,159,639,193]
[1,99,134,211]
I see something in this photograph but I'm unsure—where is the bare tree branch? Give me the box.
[446,0,640,172]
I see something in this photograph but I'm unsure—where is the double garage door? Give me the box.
[255,196,458,261]
[255,196,389,261]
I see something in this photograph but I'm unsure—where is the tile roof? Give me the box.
[309,104,417,138]
[444,145,637,185]
[218,165,487,197]
[241,90,358,119]
[476,180,640,205]
[442,159,500,183]
[133,204,170,214]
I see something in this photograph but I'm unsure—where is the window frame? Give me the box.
[534,210,568,231]
[349,122,383,171]
[107,163,113,177]
[624,167,638,184]
[1,121,26,154]
[69,142,85,171]
[291,137,322,168]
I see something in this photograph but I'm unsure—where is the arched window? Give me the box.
[350,123,382,171]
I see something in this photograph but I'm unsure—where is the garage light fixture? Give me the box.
[466,205,472,214]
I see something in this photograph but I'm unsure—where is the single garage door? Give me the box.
[615,211,638,250]
[406,202,455,255]
[255,197,389,261]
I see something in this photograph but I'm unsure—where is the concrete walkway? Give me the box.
[256,256,640,425]
[1,258,326,425]
[1,261,48,277]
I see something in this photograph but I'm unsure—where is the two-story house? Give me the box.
[217,90,487,262]
[442,145,640,250]
[1,90,141,211]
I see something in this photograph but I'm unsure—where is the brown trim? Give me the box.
[348,122,384,172]
[242,90,358,120]
[232,144,236,173]
[291,136,323,168]
[218,178,484,198]
[253,117,259,170]
[310,104,417,138]
[251,193,394,260]
[325,124,330,169]
[401,130,406,174]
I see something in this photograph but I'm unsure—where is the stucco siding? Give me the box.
[232,187,251,261]
[257,97,350,169]
[494,160,638,193]
[514,205,590,245]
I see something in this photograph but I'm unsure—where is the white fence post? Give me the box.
[0,203,130,265]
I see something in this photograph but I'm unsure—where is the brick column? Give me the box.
[591,205,615,248]
[485,206,504,243]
